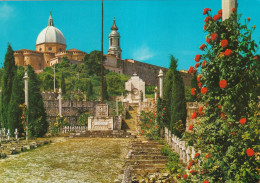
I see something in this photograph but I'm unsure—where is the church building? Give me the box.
[14,13,191,86]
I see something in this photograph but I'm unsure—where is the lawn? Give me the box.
[0,138,131,183]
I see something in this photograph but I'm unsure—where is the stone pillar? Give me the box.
[14,128,18,140]
[154,86,158,101]
[222,0,238,21]
[58,88,62,116]
[158,69,164,98]
[116,100,118,116]
[23,71,29,141]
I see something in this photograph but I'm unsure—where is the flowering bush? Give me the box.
[50,114,67,135]
[185,8,260,182]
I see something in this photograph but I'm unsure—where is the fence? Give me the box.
[62,126,87,133]
[164,127,200,165]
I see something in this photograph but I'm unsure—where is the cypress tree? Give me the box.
[169,55,187,137]
[7,66,25,135]
[27,65,48,137]
[61,72,66,94]
[86,80,93,101]
[1,44,16,129]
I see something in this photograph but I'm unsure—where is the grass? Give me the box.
[0,137,131,183]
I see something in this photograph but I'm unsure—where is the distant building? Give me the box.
[14,13,191,86]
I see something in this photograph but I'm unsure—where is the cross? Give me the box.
[14,128,19,140]
[7,129,10,140]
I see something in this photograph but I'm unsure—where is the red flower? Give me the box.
[188,66,194,74]
[254,56,258,60]
[206,37,211,44]
[232,8,236,12]
[239,118,246,125]
[232,132,236,135]
[203,8,211,15]
[153,113,156,117]
[197,75,201,82]
[141,130,144,134]
[188,160,194,167]
[218,9,222,14]
[191,88,196,96]
[219,52,225,57]
[246,149,254,156]
[190,170,196,174]
[194,153,200,158]
[204,16,211,23]
[195,54,201,62]
[203,181,209,183]
[218,105,221,109]
[198,82,202,88]
[191,112,197,119]
[201,87,208,94]
[221,39,228,48]
[163,108,166,110]
[205,154,211,158]
[202,170,205,174]
[161,113,164,116]
[219,79,227,88]
[247,17,251,21]
[156,125,159,129]
[213,14,221,21]
[199,107,203,113]
[211,33,218,41]
[224,49,232,56]
[188,125,193,130]
[202,60,207,67]
[183,174,188,180]
[21,133,25,136]
[199,44,206,51]
[195,63,200,68]
[220,112,226,119]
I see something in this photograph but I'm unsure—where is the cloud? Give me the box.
[132,44,155,61]
[0,3,14,19]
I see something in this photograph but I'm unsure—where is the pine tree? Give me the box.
[1,44,16,129]
[169,55,187,137]
[27,65,48,137]
[7,66,25,135]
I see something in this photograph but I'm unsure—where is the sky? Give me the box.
[0,0,260,70]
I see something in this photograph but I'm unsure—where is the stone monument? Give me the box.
[125,73,146,103]
[222,0,237,21]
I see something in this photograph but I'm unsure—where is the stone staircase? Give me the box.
[123,103,139,136]
[125,136,170,180]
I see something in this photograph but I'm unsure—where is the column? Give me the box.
[24,71,29,141]
[58,88,62,116]
[222,0,238,21]
[158,69,164,98]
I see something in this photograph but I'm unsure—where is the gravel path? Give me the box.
[0,137,130,183]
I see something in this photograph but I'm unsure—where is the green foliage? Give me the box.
[161,145,185,176]
[1,44,16,129]
[164,55,187,137]
[49,115,68,136]
[145,85,155,95]
[156,97,168,128]
[78,113,89,126]
[105,72,129,96]
[27,65,48,137]
[61,72,66,94]
[190,73,200,102]
[7,66,25,135]
[86,80,94,101]
[186,10,260,182]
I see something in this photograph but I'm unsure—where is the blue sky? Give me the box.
[0,0,259,70]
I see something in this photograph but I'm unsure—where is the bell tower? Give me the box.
[108,18,122,59]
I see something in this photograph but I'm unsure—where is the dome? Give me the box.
[36,13,66,45]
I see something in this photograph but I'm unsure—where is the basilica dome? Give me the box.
[36,13,66,45]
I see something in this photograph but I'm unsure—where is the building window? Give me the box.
[39,48,42,51]
[59,48,62,52]
[48,47,52,51]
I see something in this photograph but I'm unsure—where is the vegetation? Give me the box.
[140,110,160,140]
[163,55,187,138]
[184,9,260,182]
[1,44,16,129]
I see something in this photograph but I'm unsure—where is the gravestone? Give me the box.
[125,73,146,103]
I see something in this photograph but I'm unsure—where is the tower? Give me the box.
[108,18,122,59]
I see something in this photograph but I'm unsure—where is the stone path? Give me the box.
[124,103,139,136]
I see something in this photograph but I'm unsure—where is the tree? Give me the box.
[27,65,48,137]
[61,72,66,94]
[169,55,187,137]
[186,9,259,182]
[86,80,93,100]
[7,66,25,135]
[82,50,106,76]
[1,44,16,129]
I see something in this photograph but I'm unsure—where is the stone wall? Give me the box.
[42,92,96,125]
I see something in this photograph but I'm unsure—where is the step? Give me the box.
[131,168,166,175]
[129,155,168,160]
[130,163,166,169]
[127,159,168,165]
